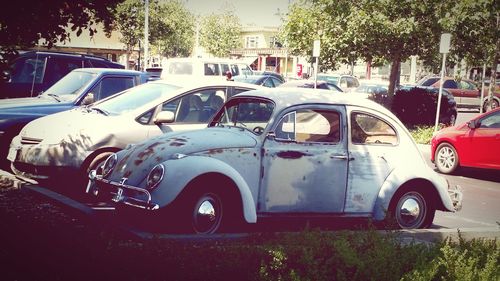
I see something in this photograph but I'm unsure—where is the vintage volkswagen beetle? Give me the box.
[87,88,462,234]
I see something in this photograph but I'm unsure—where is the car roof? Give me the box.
[234,87,397,118]
[149,77,267,90]
[73,68,144,75]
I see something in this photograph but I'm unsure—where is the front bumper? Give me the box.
[87,170,159,210]
[448,184,463,212]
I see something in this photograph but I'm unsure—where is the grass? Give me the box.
[409,125,435,144]
[1,186,499,281]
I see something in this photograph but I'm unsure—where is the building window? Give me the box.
[269,36,280,48]
[245,36,259,48]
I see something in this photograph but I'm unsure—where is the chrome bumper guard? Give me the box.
[87,170,159,210]
[448,184,463,212]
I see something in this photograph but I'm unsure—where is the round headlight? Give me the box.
[101,153,117,177]
[146,164,164,190]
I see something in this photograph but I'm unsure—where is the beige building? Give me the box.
[230,26,308,78]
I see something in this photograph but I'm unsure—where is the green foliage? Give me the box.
[409,126,435,145]
[0,0,122,70]
[199,10,242,58]
[402,237,500,281]
[113,0,194,57]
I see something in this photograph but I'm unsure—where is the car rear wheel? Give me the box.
[389,189,435,229]
[435,143,459,174]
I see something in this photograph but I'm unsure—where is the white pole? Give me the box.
[314,57,318,88]
[434,52,446,132]
[480,64,486,113]
[144,0,149,70]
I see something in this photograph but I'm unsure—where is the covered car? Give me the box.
[87,88,462,234]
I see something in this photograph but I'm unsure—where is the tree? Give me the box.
[0,0,122,69]
[113,0,195,68]
[199,10,242,58]
[152,0,195,58]
[282,0,446,98]
[442,0,500,110]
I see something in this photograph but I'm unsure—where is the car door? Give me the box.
[441,79,462,105]
[461,110,500,169]
[344,109,396,213]
[260,105,348,213]
[458,80,480,108]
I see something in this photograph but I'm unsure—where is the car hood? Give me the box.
[110,127,258,183]
[19,107,117,144]
[0,95,73,115]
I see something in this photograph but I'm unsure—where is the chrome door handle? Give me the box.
[331,154,354,161]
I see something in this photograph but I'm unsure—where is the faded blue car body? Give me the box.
[88,88,462,233]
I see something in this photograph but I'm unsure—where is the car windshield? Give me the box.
[93,83,180,115]
[210,98,275,134]
[42,71,97,99]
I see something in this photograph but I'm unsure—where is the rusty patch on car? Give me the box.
[276,151,312,159]
[169,137,188,147]
[123,170,132,178]
[135,141,163,165]
[207,149,224,154]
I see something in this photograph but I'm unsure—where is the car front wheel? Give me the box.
[390,189,435,229]
[435,143,459,174]
[191,192,223,234]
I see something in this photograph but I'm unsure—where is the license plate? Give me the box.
[6,147,19,162]
[112,188,124,202]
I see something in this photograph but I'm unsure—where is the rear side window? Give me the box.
[443,80,458,88]
[9,56,46,84]
[204,63,220,76]
[351,112,397,145]
[45,57,83,85]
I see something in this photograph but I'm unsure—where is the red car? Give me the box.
[431,108,500,174]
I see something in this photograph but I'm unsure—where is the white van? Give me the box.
[162,57,253,80]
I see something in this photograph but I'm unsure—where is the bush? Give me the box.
[390,86,456,127]
[409,125,435,144]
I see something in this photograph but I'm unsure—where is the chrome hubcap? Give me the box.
[193,194,221,234]
[437,146,455,171]
[396,192,425,228]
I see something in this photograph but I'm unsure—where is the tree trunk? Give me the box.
[388,58,401,99]
[486,15,499,111]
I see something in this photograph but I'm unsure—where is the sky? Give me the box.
[183,0,294,27]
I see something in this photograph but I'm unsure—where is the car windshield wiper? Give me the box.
[47,93,61,102]
[90,107,109,116]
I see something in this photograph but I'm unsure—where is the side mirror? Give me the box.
[82,93,94,105]
[467,119,480,129]
[154,111,175,124]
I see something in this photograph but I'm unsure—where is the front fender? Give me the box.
[372,166,455,221]
[154,155,257,223]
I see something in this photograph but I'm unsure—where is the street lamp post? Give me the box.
[144,0,149,70]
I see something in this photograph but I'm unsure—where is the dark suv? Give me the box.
[0,51,125,99]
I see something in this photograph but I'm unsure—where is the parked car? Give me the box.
[233,74,284,88]
[87,88,462,234]
[251,71,285,83]
[313,73,360,92]
[0,68,148,171]
[162,57,253,80]
[416,76,499,112]
[431,107,500,174]
[352,79,389,98]
[280,80,343,91]
[8,80,261,184]
[0,51,125,99]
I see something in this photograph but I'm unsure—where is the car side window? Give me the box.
[479,111,500,128]
[275,109,341,143]
[262,77,275,88]
[45,57,83,85]
[9,57,46,84]
[272,77,283,87]
[221,64,230,75]
[204,63,220,76]
[230,64,240,76]
[460,81,475,90]
[351,112,398,145]
[161,88,227,123]
[90,77,135,101]
[443,80,458,88]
